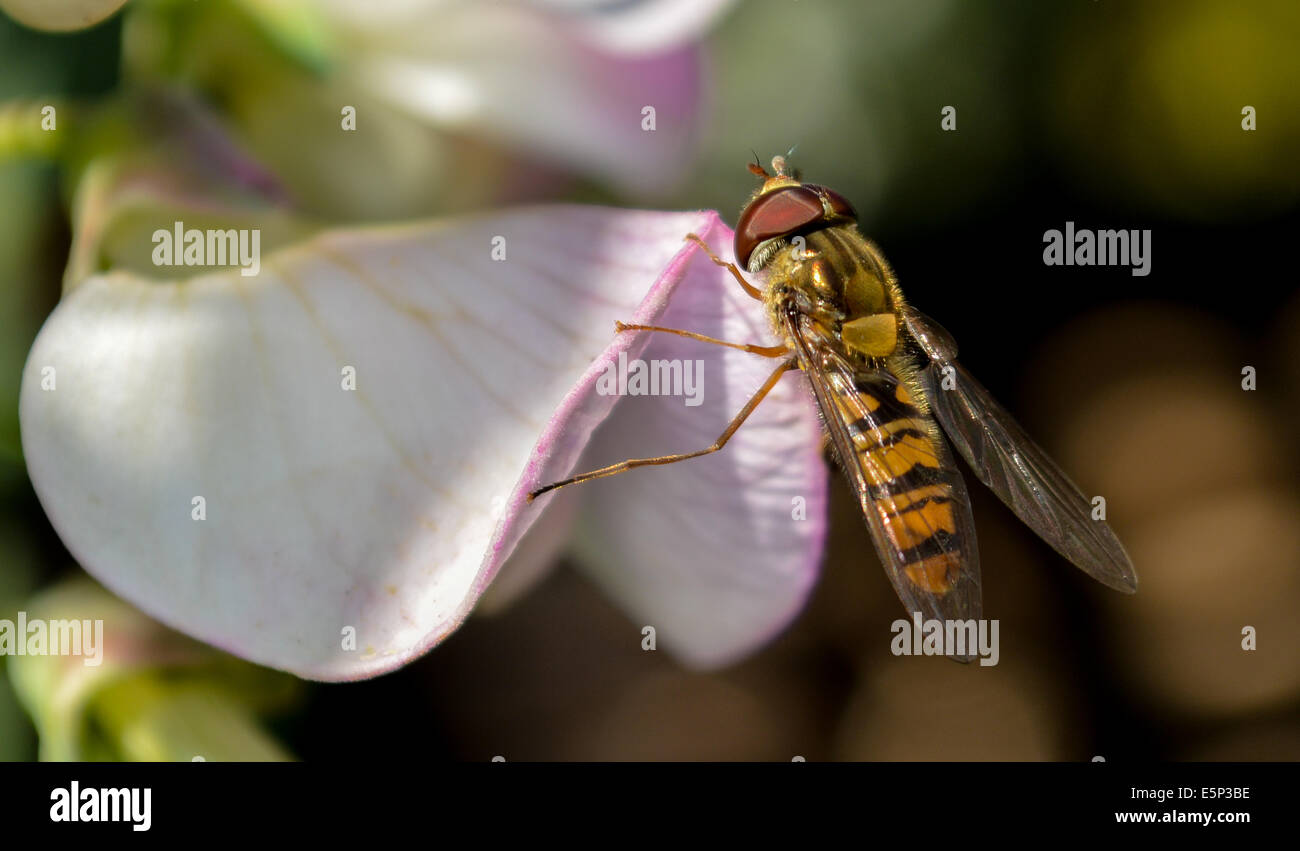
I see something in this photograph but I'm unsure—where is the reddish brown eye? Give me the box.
[734,184,857,267]
[734,186,823,268]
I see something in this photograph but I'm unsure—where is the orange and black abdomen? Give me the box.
[779,249,983,622]
[834,369,979,609]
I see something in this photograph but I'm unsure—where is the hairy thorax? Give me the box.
[762,226,903,352]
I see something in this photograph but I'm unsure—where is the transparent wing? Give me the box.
[904,310,1138,593]
[787,314,983,640]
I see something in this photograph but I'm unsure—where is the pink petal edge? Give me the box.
[336,210,737,679]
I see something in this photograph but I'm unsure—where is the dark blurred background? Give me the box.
[2,0,1298,760]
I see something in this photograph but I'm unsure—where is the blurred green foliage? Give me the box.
[7,578,298,760]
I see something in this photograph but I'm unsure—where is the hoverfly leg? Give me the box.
[613,321,788,358]
[684,233,765,301]
[527,359,797,501]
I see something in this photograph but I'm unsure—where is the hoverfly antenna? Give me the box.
[771,154,790,177]
[748,151,770,178]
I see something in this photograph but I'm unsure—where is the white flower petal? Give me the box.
[474,484,578,615]
[20,207,720,680]
[568,232,829,668]
[329,2,704,193]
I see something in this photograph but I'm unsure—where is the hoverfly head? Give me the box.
[735,153,857,271]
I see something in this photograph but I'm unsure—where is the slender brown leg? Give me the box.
[527,359,797,501]
[614,321,789,358]
[685,233,764,301]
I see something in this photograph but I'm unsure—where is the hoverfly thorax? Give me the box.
[739,157,901,363]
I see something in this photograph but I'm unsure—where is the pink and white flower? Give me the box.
[21,208,829,680]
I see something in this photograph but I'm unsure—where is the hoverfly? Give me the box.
[530,155,1136,642]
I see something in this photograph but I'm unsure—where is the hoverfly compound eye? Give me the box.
[734,186,824,269]
[734,184,858,269]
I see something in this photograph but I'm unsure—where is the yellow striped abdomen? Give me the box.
[839,371,966,595]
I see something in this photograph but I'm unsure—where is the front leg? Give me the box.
[685,233,765,301]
